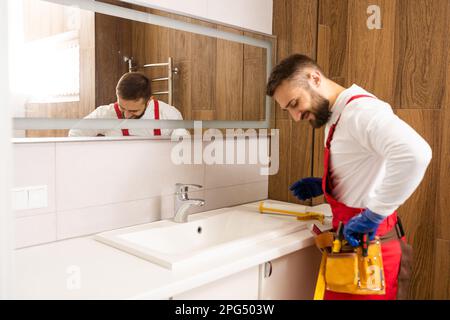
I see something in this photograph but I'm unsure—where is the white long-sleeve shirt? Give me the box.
[325,84,432,216]
[68,99,188,137]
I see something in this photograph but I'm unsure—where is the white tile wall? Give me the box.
[55,140,204,211]
[13,143,56,218]
[57,197,162,239]
[203,181,268,211]
[15,213,57,248]
[13,138,269,248]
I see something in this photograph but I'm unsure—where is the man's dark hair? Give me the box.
[116,72,152,101]
[266,54,325,97]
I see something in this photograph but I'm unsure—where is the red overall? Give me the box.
[322,94,402,300]
[113,99,161,136]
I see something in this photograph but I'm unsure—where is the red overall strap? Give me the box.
[153,99,161,136]
[113,103,130,136]
[326,94,375,144]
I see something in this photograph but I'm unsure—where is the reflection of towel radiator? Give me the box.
[124,56,178,105]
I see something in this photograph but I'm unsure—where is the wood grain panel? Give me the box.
[272,0,290,121]
[433,239,450,299]
[316,25,330,77]
[311,128,325,206]
[273,0,318,121]
[243,58,266,121]
[437,106,450,240]
[438,27,450,240]
[167,15,192,118]
[24,5,95,137]
[311,24,331,205]
[79,11,96,118]
[23,0,67,42]
[288,123,313,205]
[270,0,319,203]
[395,109,440,299]
[318,0,349,80]
[243,32,267,121]
[191,20,217,111]
[394,0,449,109]
[289,0,318,59]
[95,13,132,107]
[269,119,292,202]
[215,26,243,121]
[346,0,396,105]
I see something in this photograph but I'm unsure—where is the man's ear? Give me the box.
[310,70,322,88]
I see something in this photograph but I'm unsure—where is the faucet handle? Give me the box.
[175,183,203,194]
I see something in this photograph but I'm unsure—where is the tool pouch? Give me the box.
[316,236,386,296]
[325,252,359,292]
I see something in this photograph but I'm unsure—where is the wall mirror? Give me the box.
[10,0,275,139]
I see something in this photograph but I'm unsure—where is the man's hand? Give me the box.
[343,209,386,247]
[289,177,323,201]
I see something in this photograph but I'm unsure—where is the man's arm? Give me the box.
[347,103,432,216]
[68,107,107,137]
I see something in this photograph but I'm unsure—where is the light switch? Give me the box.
[12,188,28,211]
[28,185,48,209]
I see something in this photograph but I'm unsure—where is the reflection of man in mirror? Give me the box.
[68,72,185,137]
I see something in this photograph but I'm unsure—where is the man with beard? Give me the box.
[266,54,431,300]
[69,72,185,137]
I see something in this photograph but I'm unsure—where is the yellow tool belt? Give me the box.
[313,232,386,299]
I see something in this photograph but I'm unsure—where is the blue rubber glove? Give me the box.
[289,177,323,201]
[343,209,386,247]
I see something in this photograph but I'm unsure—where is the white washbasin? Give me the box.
[94,205,307,271]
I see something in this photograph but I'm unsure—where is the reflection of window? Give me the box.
[23,30,80,103]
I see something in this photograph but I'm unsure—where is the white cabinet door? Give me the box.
[259,246,322,300]
[172,266,259,300]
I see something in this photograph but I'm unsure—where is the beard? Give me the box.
[308,89,331,128]
[127,109,146,119]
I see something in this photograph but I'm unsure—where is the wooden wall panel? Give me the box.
[288,122,313,205]
[126,7,273,121]
[394,0,449,109]
[191,20,217,112]
[318,0,348,80]
[269,0,318,203]
[289,0,318,59]
[433,239,450,299]
[215,26,243,121]
[79,11,96,118]
[311,24,330,206]
[23,0,67,41]
[437,29,450,241]
[168,15,192,118]
[272,0,450,299]
[243,32,268,121]
[394,109,440,299]
[437,107,450,241]
[268,119,292,202]
[346,0,396,105]
[23,2,95,137]
[95,13,132,107]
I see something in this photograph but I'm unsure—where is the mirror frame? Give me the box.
[12,0,274,132]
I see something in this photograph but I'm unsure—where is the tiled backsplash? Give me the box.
[13,138,268,248]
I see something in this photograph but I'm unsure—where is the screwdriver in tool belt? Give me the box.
[361,234,369,257]
[332,222,344,253]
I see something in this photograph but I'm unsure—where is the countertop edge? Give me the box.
[129,229,315,299]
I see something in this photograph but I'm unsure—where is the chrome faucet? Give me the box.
[173,183,205,223]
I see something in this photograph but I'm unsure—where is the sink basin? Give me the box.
[94,206,307,271]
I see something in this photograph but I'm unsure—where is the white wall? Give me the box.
[13,138,268,248]
[0,0,14,299]
[121,0,273,34]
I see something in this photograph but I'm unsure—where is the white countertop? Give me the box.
[14,201,329,299]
